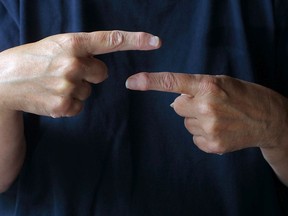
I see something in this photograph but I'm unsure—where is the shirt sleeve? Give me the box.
[0,1,20,51]
[274,0,288,97]
[274,1,288,212]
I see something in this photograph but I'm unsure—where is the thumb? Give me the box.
[126,72,204,95]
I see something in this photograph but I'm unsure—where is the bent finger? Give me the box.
[72,81,92,101]
[171,94,196,117]
[64,99,84,117]
[80,57,108,84]
[184,117,203,136]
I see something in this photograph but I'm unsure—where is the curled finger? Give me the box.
[49,96,84,118]
[72,81,92,101]
[171,94,195,117]
[65,99,84,117]
[80,57,108,84]
[184,117,204,136]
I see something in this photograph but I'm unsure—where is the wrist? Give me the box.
[258,92,288,186]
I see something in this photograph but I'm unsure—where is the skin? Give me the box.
[0,30,161,192]
[126,72,288,187]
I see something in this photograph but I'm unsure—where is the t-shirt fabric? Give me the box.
[0,0,288,215]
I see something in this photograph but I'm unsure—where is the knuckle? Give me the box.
[55,80,74,96]
[48,33,88,54]
[107,30,124,48]
[54,34,83,53]
[197,101,215,116]
[58,58,82,80]
[206,140,226,154]
[134,72,150,91]
[160,73,178,91]
[199,76,221,93]
[63,34,85,50]
[135,32,146,49]
[200,76,228,97]
[204,121,220,137]
[64,58,81,73]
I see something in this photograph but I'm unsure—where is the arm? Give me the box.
[0,31,161,192]
[126,72,288,186]
[260,89,288,186]
[261,146,288,187]
[0,110,25,192]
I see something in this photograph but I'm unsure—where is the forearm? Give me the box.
[260,91,288,187]
[261,144,288,187]
[0,31,160,192]
[0,110,26,192]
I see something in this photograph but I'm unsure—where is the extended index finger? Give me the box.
[126,72,205,96]
[67,30,161,56]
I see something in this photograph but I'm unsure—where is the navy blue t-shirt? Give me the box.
[0,0,288,215]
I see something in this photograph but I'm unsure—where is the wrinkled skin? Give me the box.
[0,30,160,192]
[0,31,160,118]
[126,72,288,185]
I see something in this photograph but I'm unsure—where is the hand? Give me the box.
[0,31,161,118]
[126,72,288,154]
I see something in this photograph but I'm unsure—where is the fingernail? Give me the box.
[181,93,192,98]
[125,77,138,90]
[149,36,160,47]
[170,103,174,108]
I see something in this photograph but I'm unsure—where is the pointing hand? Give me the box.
[126,72,287,154]
[0,31,161,118]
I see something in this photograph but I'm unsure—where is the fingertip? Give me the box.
[96,73,108,85]
[148,36,161,48]
[134,32,161,50]
[65,100,84,117]
[125,73,149,90]
[125,76,138,90]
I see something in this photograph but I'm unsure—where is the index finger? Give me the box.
[68,30,161,56]
[126,72,205,95]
